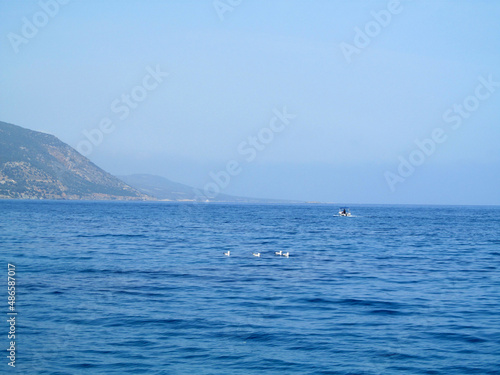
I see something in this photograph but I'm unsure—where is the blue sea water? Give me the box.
[1,201,500,374]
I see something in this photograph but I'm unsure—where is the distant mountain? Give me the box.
[0,121,299,202]
[118,174,300,203]
[0,121,151,200]
[118,174,203,201]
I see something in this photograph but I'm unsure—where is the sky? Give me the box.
[1,0,499,204]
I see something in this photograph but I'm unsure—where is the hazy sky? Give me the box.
[1,0,499,204]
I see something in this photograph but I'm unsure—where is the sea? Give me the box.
[1,201,500,374]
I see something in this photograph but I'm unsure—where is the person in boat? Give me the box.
[343,209,346,215]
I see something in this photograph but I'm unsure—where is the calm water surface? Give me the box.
[1,201,500,374]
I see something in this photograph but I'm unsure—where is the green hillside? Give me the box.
[0,121,150,200]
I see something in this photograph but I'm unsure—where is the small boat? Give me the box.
[338,207,352,217]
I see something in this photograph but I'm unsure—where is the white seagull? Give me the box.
[282,252,290,258]
[252,252,261,257]
[224,251,230,256]
[275,251,282,256]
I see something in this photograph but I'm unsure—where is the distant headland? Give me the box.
[0,121,301,203]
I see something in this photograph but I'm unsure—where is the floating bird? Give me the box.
[275,251,282,256]
[282,252,290,257]
[224,251,230,256]
[252,252,261,257]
